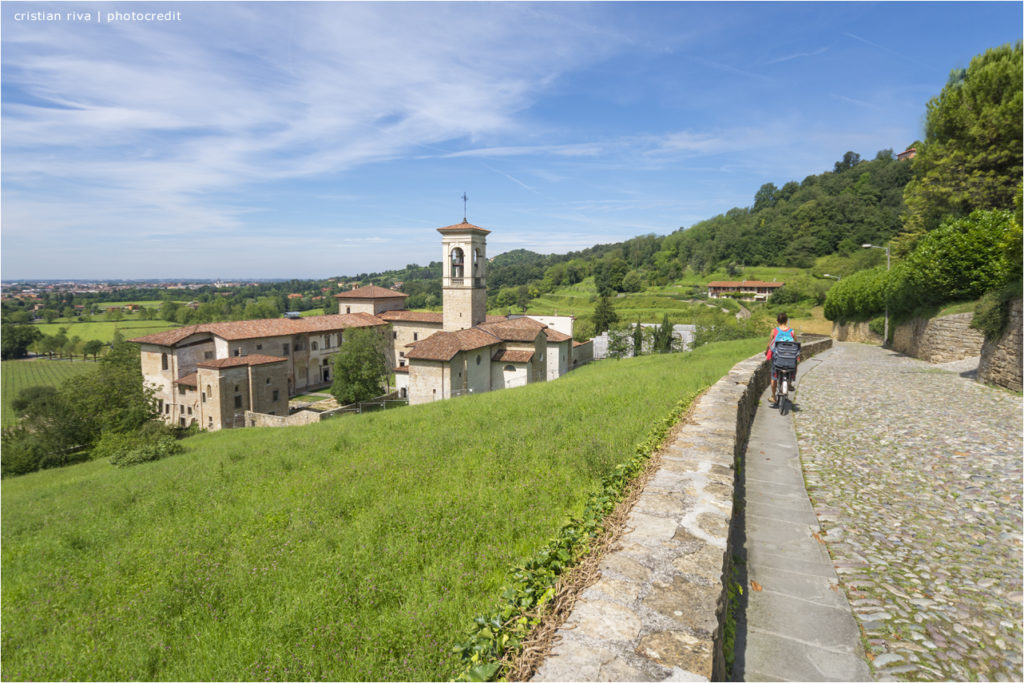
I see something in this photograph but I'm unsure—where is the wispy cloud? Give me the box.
[830,93,882,112]
[764,46,830,65]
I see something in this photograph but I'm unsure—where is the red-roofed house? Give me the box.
[706,280,784,301]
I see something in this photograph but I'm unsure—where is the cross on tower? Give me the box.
[461,192,468,222]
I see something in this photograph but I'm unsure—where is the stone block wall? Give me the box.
[978,298,1023,392]
[892,312,985,362]
[532,335,831,682]
[832,321,883,344]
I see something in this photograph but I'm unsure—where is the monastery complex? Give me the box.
[131,221,585,430]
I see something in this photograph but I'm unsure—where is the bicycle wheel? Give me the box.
[779,375,790,415]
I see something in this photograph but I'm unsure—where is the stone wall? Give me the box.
[532,335,832,682]
[978,298,1023,392]
[832,321,882,344]
[892,312,985,362]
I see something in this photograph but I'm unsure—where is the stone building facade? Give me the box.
[132,313,386,430]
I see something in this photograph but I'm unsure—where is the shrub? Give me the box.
[95,426,184,468]
[971,277,1023,341]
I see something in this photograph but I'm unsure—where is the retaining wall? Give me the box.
[891,312,985,362]
[978,298,1023,392]
[831,321,882,344]
[533,335,832,682]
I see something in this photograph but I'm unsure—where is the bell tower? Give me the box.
[439,220,489,331]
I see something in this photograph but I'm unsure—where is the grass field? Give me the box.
[1,360,98,427]
[1,338,764,681]
[30,318,180,343]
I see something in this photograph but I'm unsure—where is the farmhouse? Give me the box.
[706,280,784,301]
[132,220,578,428]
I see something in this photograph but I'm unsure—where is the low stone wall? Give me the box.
[532,335,831,682]
[891,312,985,362]
[245,409,323,427]
[832,321,882,344]
[978,298,1023,392]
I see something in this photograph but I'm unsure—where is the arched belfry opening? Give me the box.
[451,247,465,279]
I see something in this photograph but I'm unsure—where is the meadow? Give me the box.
[1,338,763,681]
[31,318,181,343]
[1,359,98,427]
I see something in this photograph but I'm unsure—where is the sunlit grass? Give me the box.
[1,339,763,681]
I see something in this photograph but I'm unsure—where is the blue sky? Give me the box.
[2,1,1021,280]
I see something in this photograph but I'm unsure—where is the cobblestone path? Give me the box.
[794,343,1023,681]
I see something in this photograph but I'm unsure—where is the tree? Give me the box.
[83,339,104,361]
[607,329,631,359]
[632,321,644,357]
[331,328,390,405]
[903,42,1023,232]
[1,323,42,359]
[654,313,674,353]
[592,295,618,335]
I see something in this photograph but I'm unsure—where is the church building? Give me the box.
[132,219,577,428]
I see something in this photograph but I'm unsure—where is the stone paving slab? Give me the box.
[793,342,1023,681]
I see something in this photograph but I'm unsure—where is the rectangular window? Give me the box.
[233,348,241,357]
[283,343,290,355]
[201,392,206,402]
[161,353,168,370]
[234,395,243,409]
[204,351,213,360]
[273,390,279,402]
[256,343,262,350]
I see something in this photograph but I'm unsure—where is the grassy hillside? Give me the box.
[1,338,763,681]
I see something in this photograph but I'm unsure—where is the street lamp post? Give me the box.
[862,243,891,346]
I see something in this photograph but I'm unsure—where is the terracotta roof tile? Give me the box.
[544,328,572,342]
[197,354,288,369]
[706,280,784,288]
[334,285,408,300]
[130,313,384,346]
[376,310,444,324]
[175,372,198,387]
[477,316,546,342]
[492,349,534,363]
[406,327,500,361]
[128,324,205,346]
[436,220,491,235]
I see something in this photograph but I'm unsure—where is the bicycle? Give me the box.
[771,340,801,416]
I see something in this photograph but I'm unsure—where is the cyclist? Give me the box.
[766,312,797,408]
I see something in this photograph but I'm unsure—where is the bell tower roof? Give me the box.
[437,220,491,235]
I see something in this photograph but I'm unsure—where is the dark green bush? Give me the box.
[94,426,184,468]
[971,278,1023,341]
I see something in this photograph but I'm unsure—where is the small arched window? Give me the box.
[504,365,516,373]
[161,353,168,370]
[311,341,318,351]
[476,354,481,365]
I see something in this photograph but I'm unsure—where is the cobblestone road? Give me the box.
[794,343,1023,681]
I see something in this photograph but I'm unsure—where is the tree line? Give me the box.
[823,42,1023,339]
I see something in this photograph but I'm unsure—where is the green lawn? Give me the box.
[31,318,180,342]
[1,338,763,681]
[1,359,98,427]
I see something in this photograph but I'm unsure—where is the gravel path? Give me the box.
[794,342,1023,682]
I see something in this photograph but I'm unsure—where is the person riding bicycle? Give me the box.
[766,312,799,409]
